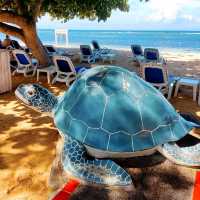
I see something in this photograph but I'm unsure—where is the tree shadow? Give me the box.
[0,127,59,169]
[126,160,195,200]
[115,152,166,168]
[0,67,199,199]
[66,162,194,200]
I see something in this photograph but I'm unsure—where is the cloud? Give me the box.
[145,0,200,22]
[181,14,193,21]
[37,0,200,30]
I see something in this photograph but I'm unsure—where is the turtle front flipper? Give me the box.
[158,141,200,167]
[61,135,133,187]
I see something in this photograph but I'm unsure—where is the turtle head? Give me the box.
[15,84,58,115]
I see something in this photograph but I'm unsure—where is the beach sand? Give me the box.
[66,47,200,76]
[0,48,200,200]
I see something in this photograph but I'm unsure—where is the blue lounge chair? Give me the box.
[130,45,144,62]
[91,40,110,54]
[91,41,116,63]
[52,56,76,86]
[141,63,176,100]
[144,48,160,62]
[80,45,100,64]
[45,45,57,57]
[12,49,38,77]
[52,56,89,86]
[131,45,143,56]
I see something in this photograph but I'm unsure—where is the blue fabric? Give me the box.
[16,53,30,65]
[92,41,100,50]
[81,47,92,56]
[145,51,158,60]
[168,74,180,83]
[132,46,142,55]
[56,60,72,72]
[145,68,164,83]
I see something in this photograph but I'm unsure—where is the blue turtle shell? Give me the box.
[53,66,195,152]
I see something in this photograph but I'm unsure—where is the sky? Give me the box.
[37,0,200,30]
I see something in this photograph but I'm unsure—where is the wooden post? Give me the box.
[0,49,12,94]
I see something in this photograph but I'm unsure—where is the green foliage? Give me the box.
[0,0,130,22]
[43,0,129,21]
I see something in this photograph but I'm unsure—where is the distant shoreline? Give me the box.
[37,29,200,32]
[38,29,200,53]
[1,29,200,54]
[66,43,200,54]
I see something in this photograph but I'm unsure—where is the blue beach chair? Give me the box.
[144,48,160,62]
[130,44,144,62]
[52,56,89,86]
[131,45,143,56]
[12,49,38,77]
[141,63,176,100]
[92,40,110,54]
[44,45,57,57]
[91,41,116,63]
[80,45,100,64]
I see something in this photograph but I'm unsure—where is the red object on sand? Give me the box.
[52,179,80,200]
[193,172,200,200]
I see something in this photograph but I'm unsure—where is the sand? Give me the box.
[0,48,200,200]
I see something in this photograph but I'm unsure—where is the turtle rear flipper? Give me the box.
[180,114,200,139]
[158,140,200,167]
[62,135,133,187]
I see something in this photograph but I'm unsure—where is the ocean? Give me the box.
[1,30,200,53]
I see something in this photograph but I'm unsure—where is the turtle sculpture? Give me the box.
[15,66,200,187]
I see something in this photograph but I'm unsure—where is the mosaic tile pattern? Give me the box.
[62,135,132,185]
[161,142,200,166]
[54,66,194,152]
[52,66,198,185]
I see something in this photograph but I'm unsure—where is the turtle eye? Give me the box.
[27,89,36,96]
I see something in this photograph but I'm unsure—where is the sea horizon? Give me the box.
[1,29,200,54]
[38,29,200,31]
[38,29,200,53]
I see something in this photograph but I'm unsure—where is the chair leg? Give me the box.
[47,72,51,84]
[12,70,16,76]
[24,71,29,77]
[193,85,197,101]
[66,81,69,87]
[167,86,173,100]
[174,83,179,97]
[32,68,37,76]
[36,70,40,81]
[52,75,57,84]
